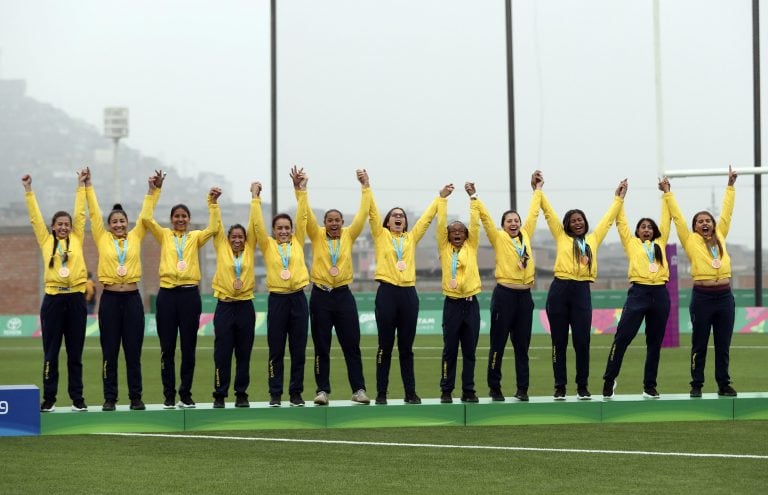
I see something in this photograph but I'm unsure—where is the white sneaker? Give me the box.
[314,391,329,406]
[351,389,370,405]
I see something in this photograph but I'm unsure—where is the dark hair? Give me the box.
[108,203,128,223]
[500,210,521,228]
[563,209,592,270]
[635,217,664,267]
[170,204,190,219]
[692,211,723,257]
[49,211,72,268]
[228,223,246,239]
[383,207,408,231]
[272,213,293,230]
[324,209,343,222]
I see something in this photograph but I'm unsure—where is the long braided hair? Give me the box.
[562,209,592,271]
[49,211,72,268]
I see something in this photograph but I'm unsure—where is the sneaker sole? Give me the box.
[351,400,370,405]
[268,403,281,407]
[71,406,88,412]
[576,396,592,401]
[553,396,566,401]
[40,406,56,412]
[642,393,660,399]
[176,402,196,409]
[604,381,617,400]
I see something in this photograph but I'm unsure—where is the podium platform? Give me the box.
[39,392,768,436]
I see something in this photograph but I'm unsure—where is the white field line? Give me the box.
[101,432,768,460]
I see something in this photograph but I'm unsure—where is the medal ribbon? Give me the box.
[113,238,128,267]
[174,234,187,261]
[328,237,340,267]
[278,243,291,270]
[642,241,655,263]
[512,236,526,262]
[451,250,459,280]
[576,238,587,257]
[57,243,68,268]
[709,244,719,262]
[392,236,405,262]
[233,252,243,279]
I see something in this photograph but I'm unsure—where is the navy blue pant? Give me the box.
[603,283,670,387]
[689,286,735,388]
[99,290,145,401]
[375,282,419,395]
[310,285,366,394]
[213,300,255,398]
[156,286,202,401]
[440,295,480,393]
[545,278,592,388]
[40,293,87,402]
[487,285,534,390]
[267,290,308,396]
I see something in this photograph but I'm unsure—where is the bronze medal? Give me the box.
[396,260,407,271]
[58,267,70,278]
[329,266,340,277]
[280,269,291,280]
[176,260,187,271]
[448,278,458,289]
[648,262,659,273]
[233,278,243,290]
[580,255,590,266]
[518,260,525,270]
[116,265,128,277]
[712,259,721,269]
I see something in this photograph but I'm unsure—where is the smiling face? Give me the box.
[324,210,343,239]
[693,212,716,239]
[51,213,72,240]
[273,217,293,243]
[108,211,129,238]
[385,208,407,234]
[635,219,657,242]
[228,226,246,253]
[170,207,190,233]
[565,211,587,237]
[448,222,468,249]
[502,211,522,237]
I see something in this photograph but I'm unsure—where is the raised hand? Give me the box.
[658,176,670,193]
[21,174,32,192]
[209,187,222,203]
[465,182,476,196]
[440,183,454,198]
[728,165,738,186]
[251,181,262,198]
[356,169,369,187]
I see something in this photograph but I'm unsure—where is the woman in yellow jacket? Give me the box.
[251,167,310,407]
[602,178,671,399]
[369,179,445,405]
[541,176,625,400]
[666,167,738,398]
[22,170,89,412]
[140,175,220,409]
[85,168,160,411]
[436,182,481,403]
[210,182,260,409]
[477,172,543,402]
[306,170,372,406]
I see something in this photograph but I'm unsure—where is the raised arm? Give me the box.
[435,184,453,250]
[22,174,49,246]
[411,185,451,244]
[658,177,672,245]
[197,187,222,245]
[347,169,372,240]
[717,165,737,238]
[139,172,166,242]
[591,179,626,246]
[664,179,691,245]
[250,181,271,253]
[291,167,308,243]
[522,170,543,237]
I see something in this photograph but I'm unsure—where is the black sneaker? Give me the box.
[71,398,88,411]
[235,394,250,408]
[513,388,529,402]
[642,387,660,399]
[213,396,225,409]
[489,387,505,402]
[404,392,422,405]
[269,394,281,407]
[129,398,146,411]
[40,399,56,412]
[690,386,702,398]
[603,380,616,399]
[102,399,117,412]
[460,391,479,403]
[375,392,387,405]
[718,385,737,397]
[177,397,196,409]
[440,391,453,403]
[554,385,566,401]
[289,392,305,407]
[576,387,591,400]
[163,398,176,409]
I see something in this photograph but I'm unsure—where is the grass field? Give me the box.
[1,334,767,494]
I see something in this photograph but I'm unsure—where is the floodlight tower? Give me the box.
[103,107,129,203]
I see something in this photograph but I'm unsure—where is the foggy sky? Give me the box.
[0,0,765,247]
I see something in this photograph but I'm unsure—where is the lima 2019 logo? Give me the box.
[4,317,22,336]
